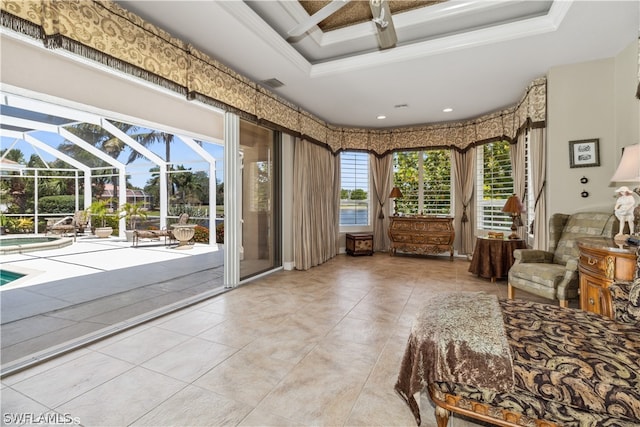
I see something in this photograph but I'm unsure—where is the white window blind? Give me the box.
[476,141,514,231]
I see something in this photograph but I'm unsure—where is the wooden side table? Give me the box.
[577,237,636,318]
[346,233,373,256]
[468,237,527,282]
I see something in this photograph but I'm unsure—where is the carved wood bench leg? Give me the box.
[435,405,450,427]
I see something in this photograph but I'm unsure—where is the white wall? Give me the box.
[1,34,224,141]
[547,39,639,216]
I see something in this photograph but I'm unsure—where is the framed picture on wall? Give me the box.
[569,139,600,168]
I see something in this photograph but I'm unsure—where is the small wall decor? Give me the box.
[569,139,600,168]
[580,176,588,184]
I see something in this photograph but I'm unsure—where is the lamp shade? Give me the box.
[610,144,640,183]
[389,187,403,198]
[502,194,524,214]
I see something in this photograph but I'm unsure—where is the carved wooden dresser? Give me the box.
[388,216,454,260]
[577,237,636,317]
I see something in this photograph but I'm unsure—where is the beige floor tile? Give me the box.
[131,385,252,426]
[255,340,378,426]
[152,307,227,336]
[9,351,134,408]
[96,326,191,364]
[0,387,51,424]
[1,348,92,386]
[141,336,237,382]
[56,367,186,426]
[193,348,293,406]
[238,407,305,427]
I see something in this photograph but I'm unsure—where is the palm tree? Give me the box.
[127,130,177,207]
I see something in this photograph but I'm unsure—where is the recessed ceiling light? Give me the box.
[443,108,453,113]
[377,115,387,120]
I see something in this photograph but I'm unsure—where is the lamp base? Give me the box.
[508,232,520,240]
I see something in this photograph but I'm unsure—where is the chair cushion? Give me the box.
[553,212,615,265]
[509,262,568,288]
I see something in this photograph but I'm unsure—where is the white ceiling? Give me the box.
[116,0,639,129]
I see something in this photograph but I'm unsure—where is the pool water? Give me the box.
[1,270,25,286]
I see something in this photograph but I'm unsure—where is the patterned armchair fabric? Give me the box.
[508,212,616,306]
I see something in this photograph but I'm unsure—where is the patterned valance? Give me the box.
[0,0,546,155]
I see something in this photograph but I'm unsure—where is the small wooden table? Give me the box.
[346,233,373,256]
[468,237,527,281]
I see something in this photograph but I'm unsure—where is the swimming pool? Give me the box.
[0,269,25,286]
[0,236,73,255]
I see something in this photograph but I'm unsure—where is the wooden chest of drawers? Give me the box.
[388,216,454,260]
[577,237,636,318]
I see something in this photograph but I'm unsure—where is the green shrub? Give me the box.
[216,222,224,243]
[38,195,84,213]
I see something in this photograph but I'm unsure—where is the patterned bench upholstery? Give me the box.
[397,251,640,427]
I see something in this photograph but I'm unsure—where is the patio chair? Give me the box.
[73,210,89,233]
[133,213,189,247]
[46,216,77,240]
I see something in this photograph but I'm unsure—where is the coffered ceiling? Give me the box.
[115,1,639,128]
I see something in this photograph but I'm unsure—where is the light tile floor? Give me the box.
[2,253,555,427]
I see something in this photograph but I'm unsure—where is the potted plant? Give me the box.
[118,202,148,242]
[89,200,113,238]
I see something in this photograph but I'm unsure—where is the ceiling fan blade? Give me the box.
[370,0,397,49]
[288,0,351,38]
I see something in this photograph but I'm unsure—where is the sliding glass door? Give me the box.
[239,120,281,279]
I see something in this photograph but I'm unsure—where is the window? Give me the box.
[393,149,452,215]
[340,151,369,226]
[476,141,514,231]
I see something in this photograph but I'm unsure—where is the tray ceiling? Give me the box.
[115,1,639,128]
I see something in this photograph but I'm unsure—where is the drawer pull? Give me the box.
[587,258,598,266]
[589,297,595,306]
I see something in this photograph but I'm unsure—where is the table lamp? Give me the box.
[610,143,640,236]
[389,186,403,216]
[502,194,525,240]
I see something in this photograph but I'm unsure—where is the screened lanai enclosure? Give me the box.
[0,92,222,242]
[0,89,282,282]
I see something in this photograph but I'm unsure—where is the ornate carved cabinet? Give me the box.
[388,216,454,260]
[577,237,636,317]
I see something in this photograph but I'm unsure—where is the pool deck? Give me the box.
[0,234,225,375]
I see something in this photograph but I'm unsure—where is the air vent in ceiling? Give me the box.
[261,78,284,88]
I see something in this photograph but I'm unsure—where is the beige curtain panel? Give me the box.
[293,139,339,270]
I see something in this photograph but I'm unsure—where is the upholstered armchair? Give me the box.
[508,212,617,307]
